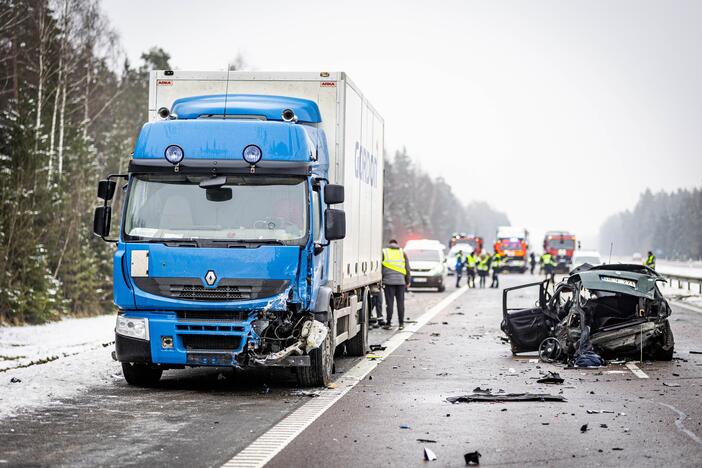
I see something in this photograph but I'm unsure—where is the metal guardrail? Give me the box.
[660,272,702,294]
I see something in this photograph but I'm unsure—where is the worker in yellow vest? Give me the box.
[540,251,556,286]
[490,250,502,288]
[477,253,490,288]
[644,251,656,270]
[465,251,477,288]
[381,239,411,330]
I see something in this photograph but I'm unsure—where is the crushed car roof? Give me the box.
[569,263,663,299]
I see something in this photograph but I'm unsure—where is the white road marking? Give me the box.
[658,402,702,446]
[220,286,470,468]
[625,361,649,379]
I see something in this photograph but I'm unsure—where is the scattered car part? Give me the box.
[464,451,482,465]
[536,371,564,384]
[447,392,566,403]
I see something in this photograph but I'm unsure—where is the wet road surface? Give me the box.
[1,275,701,467]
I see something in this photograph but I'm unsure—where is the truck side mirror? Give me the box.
[93,206,112,238]
[324,208,346,241]
[324,184,344,205]
[97,180,117,201]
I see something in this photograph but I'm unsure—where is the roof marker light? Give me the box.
[164,145,184,164]
[243,145,262,165]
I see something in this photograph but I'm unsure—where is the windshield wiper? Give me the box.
[141,238,201,247]
[210,238,288,246]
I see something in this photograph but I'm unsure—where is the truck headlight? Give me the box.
[116,316,149,341]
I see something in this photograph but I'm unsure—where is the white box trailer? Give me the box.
[148,71,384,294]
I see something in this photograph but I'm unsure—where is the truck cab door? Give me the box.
[501,281,550,354]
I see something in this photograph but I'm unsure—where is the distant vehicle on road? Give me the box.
[448,233,484,255]
[543,230,576,273]
[447,244,473,276]
[405,243,447,292]
[571,250,602,269]
[632,252,643,263]
[405,239,445,251]
[494,226,529,273]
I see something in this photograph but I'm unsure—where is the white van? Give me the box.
[404,241,447,292]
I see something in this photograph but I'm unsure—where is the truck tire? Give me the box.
[122,362,162,387]
[346,291,369,356]
[296,324,334,387]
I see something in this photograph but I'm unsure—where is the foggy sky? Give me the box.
[102,0,702,249]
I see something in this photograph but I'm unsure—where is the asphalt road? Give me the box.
[1,274,701,467]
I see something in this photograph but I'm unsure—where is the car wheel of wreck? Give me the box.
[652,321,675,361]
[297,320,334,387]
[538,337,563,363]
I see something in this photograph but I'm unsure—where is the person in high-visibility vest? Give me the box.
[465,251,477,288]
[381,239,411,330]
[477,253,490,288]
[490,250,502,288]
[644,251,656,270]
[540,251,556,286]
[454,250,465,288]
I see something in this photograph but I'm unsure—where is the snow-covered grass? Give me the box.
[0,314,121,419]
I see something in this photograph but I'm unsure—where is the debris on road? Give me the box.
[366,354,383,360]
[369,345,387,351]
[464,450,481,465]
[400,424,411,429]
[536,371,564,384]
[424,447,438,461]
[417,438,437,443]
[586,409,614,414]
[10,377,21,383]
[290,390,321,398]
[580,424,589,432]
[690,351,702,355]
[447,392,566,403]
[662,382,680,387]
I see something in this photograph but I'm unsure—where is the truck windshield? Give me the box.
[547,239,575,249]
[123,174,308,244]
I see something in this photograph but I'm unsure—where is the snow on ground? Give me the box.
[0,314,121,419]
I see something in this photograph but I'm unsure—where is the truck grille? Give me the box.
[134,278,288,302]
[173,284,251,300]
[181,334,242,351]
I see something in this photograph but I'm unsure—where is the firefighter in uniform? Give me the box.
[454,249,465,288]
[490,250,502,288]
[644,251,656,270]
[381,239,411,330]
[477,253,490,288]
[541,251,556,286]
[465,250,477,288]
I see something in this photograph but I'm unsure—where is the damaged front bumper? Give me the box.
[114,311,327,369]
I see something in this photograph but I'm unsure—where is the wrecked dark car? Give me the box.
[501,264,674,365]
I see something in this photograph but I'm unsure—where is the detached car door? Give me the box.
[501,281,550,354]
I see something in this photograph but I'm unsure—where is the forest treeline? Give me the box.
[599,188,702,260]
[0,0,509,325]
[0,0,171,324]
[384,148,509,248]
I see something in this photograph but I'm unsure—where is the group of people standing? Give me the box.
[454,249,503,289]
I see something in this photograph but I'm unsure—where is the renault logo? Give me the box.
[205,270,217,286]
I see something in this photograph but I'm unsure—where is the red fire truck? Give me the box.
[543,231,577,272]
[448,233,484,255]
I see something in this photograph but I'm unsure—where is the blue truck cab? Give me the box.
[94,72,383,387]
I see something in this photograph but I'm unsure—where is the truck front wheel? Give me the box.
[121,362,162,387]
[297,324,333,387]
